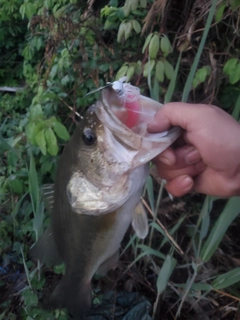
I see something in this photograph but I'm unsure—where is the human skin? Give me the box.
[147,102,240,197]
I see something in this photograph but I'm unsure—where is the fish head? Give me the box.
[67,105,141,216]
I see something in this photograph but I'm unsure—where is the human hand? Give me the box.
[148,102,240,197]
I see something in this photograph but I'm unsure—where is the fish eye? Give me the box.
[82,128,96,146]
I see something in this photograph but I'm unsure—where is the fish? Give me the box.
[31,80,180,317]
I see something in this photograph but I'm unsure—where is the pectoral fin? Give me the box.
[132,202,148,239]
[42,184,54,213]
[30,225,62,267]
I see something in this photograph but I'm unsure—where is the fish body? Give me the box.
[31,82,180,317]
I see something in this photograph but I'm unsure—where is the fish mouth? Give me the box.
[95,83,181,167]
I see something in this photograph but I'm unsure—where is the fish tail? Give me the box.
[48,275,92,317]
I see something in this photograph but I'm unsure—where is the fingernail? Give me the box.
[185,149,201,164]
[147,122,160,132]
[158,155,175,166]
[180,176,194,190]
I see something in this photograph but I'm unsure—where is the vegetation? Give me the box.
[1,0,240,319]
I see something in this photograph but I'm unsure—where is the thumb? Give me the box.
[148,102,201,133]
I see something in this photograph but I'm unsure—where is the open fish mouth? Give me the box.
[96,80,181,166]
[67,80,180,216]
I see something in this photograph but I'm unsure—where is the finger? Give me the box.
[165,175,194,197]
[174,145,201,166]
[156,160,206,181]
[184,148,201,164]
[154,144,201,170]
[147,102,209,133]
[154,147,176,166]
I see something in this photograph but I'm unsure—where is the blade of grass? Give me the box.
[181,0,218,102]
[186,195,215,256]
[160,214,186,249]
[120,233,137,257]
[201,197,240,262]
[142,197,184,256]
[20,245,32,289]
[146,175,154,212]
[153,254,177,318]
[148,179,164,248]
[212,267,240,290]
[175,261,199,318]
[124,244,166,274]
[164,52,182,103]
[28,153,39,214]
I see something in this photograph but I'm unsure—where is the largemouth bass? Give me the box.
[31,81,180,317]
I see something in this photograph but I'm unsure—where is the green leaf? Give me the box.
[215,2,226,23]
[61,75,70,86]
[29,104,43,121]
[44,0,53,8]
[123,0,132,16]
[155,60,165,82]
[201,197,240,262]
[7,150,19,168]
[230,0,240,10]
[53,122,70,141]
[163,59,174,80]
[143,60,155,77]
[53,5,68,18]
[124,21,132,40]
[9,178,23,194]
[45,128,59,156]
[24,3,37,19]
[61,48,69,58]
[132,20,141,34]
[131,0,139,11]
[32,122,46,146]
[192,66,211,89]
[229,63,240,84]
[49,64,58,80]
[223,58,238,75]
[35,129,47,155]
[54,263,66,275]
[160,36,172,56]
[232,94,240,120]
[157,255,177,294]
[117,21,126,42]
[149,34,160,59]
[23,289,38,306]
[140,0,147,7]
[142,33,153,53]
[116,64,129,80]
[212,268,240,289]
[126,65,135,80]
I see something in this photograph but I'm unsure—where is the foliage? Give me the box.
[1,0,240,319]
